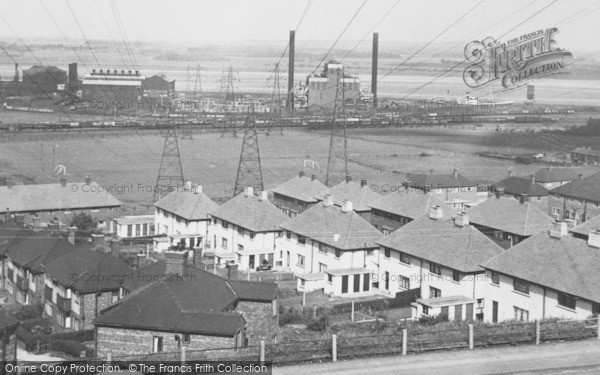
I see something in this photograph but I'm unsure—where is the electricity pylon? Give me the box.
[325,66,348,187]
[154,126,185,202]
[233,105,264,197]
[267,63,283,136]
[219,66,238,137]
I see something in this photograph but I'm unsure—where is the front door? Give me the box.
[353,274,360,293]
[465,303,474,322]
[492,301,499,323]
[267,253,274,266]
[454,304,463,321]
[249,255,255,269]
[341,275,349,294]
[286,251,290,267]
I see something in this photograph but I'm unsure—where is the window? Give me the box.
[319,263,327,272]
[429,287,442,298]
[237,244,244,252]
[557,292,576,310]
[298,237,306,245]
[429,262,442,275]
[327,274,333,283]
[143,223,148,236]
[399,276,410,290]
[318,243,327,254]
[452,270,461,283]
[422,306,429,315]
[153,336,163,353]
[286,231,291,240]
[399,252,410,265]
[297,255,305,267]
[513,278,529,294]
[127,225,132,237]
[213,218,217,225]
[491,271,500,285]
[221,238,228,249]
[237,227,245,236]
[222,221,229,229]
[513,307,529,321]
[384,248,391,258]
[593,303,600,314]
[334,249,341,258]
[249,232,255,240]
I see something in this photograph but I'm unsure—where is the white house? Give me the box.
[208,187,289,271]
[481,221,600,323]
[153,183,218,252]
[376,207,504,321]
[111,215,154,239]
[278,195,382,297]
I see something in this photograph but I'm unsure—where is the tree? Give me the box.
[70,212,97,242]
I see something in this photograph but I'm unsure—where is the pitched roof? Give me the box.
[494,176,549,196]
[0,182,121,213]
[0,221,36,255]
[210,192,289,232]
[534,167,582,183]
[271,174,329,203]
[482,232,600,303]
[154,190,218,221]
[23,65,66,75]
[316,180,381,211]
[405,172,476,189]
[377,214,504,273]
[551,171,600,202]
[572,147,600,157]
[570,215,600,237]
[466,196,555,236]
[44,248,132,293]
[281,202,382,250]
[369,191,457,220]
[96,265,277,336]
[5,232,76,273]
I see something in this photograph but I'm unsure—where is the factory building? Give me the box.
[306,62,361,111]
[142,75,175,101]
[82,69,144,109]
[0,63,65,98]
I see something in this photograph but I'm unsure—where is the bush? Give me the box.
[417,313,449,326]
[279,311,305,326]
[13,305,42,321]
[50,340,89,358]
[307,315,329,332]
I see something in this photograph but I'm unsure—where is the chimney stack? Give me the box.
[299,170,305,178]
[519,194,529,204]
[508,170,512,178]
[323,194,334,207]
[60,177,67,187]
[345,174,352,183]
[588,229,600,248]
[429,205,443,220]
[311,174,317,181]
[90,233,105,250]
[226,263,238,280]
[453,169,458,179]
[110,239,120,257]
[495,187,504,199]
[341,200,353,213]
[530,175,535,185]
[4,208,10,223]
[194,184,202,194]
[85,175,91,185]
[184,180,192,191]
[549,221,568,238]
[371,32,379,108]
[244,186,254,197]
[258,191,268,201]
[164,249,188,276]
[360,178,367,187]
[455,212,469,227]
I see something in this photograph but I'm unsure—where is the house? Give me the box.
[466,195,555,249]
[533,167,582,190]
[278,195,382,296]
[0,176,121,230]
[315,176,381,222]
[111,215,154,239]
[481,222,600,323]
[369,190,456,234]
[493,174,549,210]
[0,311,19,363]
[0,230,76,306]
[42,248,131,331]
[271,171,329,217]
[208,187,289,271]
[94,249,278,357]
[571,147,600,165]
[404,169,486,208]
[570,215,600,240]
[549,171,600,225]
[376,207,504,321]
[153,183,218,252]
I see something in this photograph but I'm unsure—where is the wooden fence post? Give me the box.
[351,300,355,322]
[332,334,337,362]
[260,340,265,364]
[402,329,407,355]
[302,290,306,307]
[468,324,474,349]
[106,352,112,365]
[535,320,541,345]
[597,318,599,340]
[180,346,186,366]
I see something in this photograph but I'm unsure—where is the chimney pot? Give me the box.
[85,175,91,185]
[299,170,305,178]
[360,179,367,187]
[345,174,352,183]
[341,200,353,213]
[453,169,458,178]
[259,191,268,201]
[323,194,334,207]
[495,187,504,199]
[244,186,254,197]
[429,205,443,220]
[184,180,192,191]
[194,184,202,194]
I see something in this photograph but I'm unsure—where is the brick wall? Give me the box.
[235,301,278,345]
[80,292,115,330]
[0,331,17,364]
[95,326,235,358]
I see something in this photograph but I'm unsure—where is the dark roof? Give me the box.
[143,75,174,89]
[572,147,600,157]
[44,248,132,293]
[210,192,289,232]
[154,190,218,221]
[482,232,600,303]
[317,180,381,211]
[281,202,382,250]
[405,172,476,189]
[551,171,600,202]
[271,174,329,203]
[96,265,277,336]
[369,191,457,220]
[122,260,167,292]
[467,196,555,236]
[5,232,76,273]
[494,176,549,197]
[0,221,36,255]
[534,167,582,183]
[377,214,504,273]
[0,310,19,330]
[23,65,66,75]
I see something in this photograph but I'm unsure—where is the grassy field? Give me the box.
[0,126,599,215]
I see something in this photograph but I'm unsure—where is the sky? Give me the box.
[0,0,598,53]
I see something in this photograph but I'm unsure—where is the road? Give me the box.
[274,338,600,375]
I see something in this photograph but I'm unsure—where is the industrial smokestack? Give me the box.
[287,30,295,111]
[371,32,379,108]
[13,63,19,82]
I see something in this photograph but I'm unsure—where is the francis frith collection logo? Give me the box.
[463,27,573,89]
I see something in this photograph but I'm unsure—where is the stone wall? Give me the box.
[235,301,278,345]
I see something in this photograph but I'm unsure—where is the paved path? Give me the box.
[274,338,600,375]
